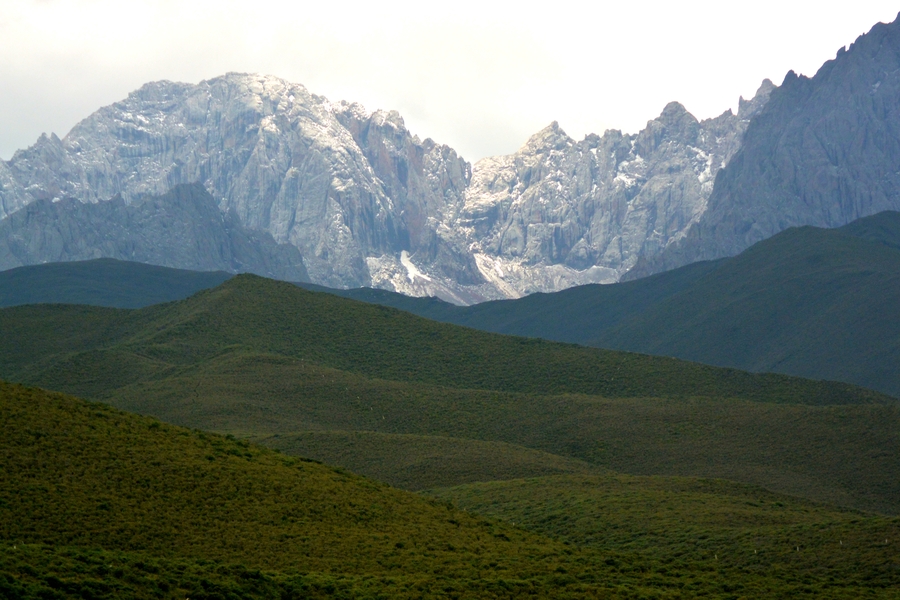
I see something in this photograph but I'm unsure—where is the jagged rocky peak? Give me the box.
[455,81,776,296]
[626,13,900,280]
[738,79,776,116]
[522,121,575,151]
[635,102,700,154]
[1,69,780,303]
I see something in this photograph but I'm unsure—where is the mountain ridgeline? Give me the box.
[0,70,775,302]
[629,14,900,278]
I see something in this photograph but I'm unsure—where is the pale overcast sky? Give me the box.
[1,1,898,162]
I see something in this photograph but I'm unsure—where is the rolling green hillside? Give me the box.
[3,212,898,399]
[430,474,900,594]
[595,217,900,397]
[0,381,607,598]
[258,430,607,490]
[0,274,884,404]
[3,381,899,598]
[0,275,898,515]
[235,210,900,400]
[0,258,231,309]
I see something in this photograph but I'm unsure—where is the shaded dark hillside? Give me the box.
[0,258,231,308]
[414,212,900,397]
[0,274,885,405]
[596,219,900,396]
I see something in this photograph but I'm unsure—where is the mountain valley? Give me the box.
[3,10,900,600]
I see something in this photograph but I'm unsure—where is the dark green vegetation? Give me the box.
[3,382,899,598]
[0,381,629,598]
[259,431,607,490]
[430,475,900,594]
[0,258,232,309]
[0,274,898,516]
[7,212,899,399]
[355,211,900,397]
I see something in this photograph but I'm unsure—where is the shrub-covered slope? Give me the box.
[430,474,900,595]
[258,430,607,490]
[0,274,886,405]
[3,383,899,598]
[405,211,900,397]
[0,381,618,598]
[595,216,900,397]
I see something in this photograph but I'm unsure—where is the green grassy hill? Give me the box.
[0,381,607,598]
[0,258,232,309]
[429,474,900,594]
[3,381,899,598]
[595,217,900,397]
[4,211,898,399]
[0,274,884,404]
[258,430,607,490]
[0,275,898,515]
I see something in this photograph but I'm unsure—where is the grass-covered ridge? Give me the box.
[1,275,898,514]
[401,211,900,397]
[0,273,888,404]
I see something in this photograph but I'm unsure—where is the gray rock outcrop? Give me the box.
[0,183,309,281]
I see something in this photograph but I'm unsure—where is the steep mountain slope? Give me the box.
[0,72,772,301]
[459,84,773,295]
[0,258,232,308]
[1,275,898,515]
[0,183,308,281]
[0,74,475,297]
[631,13,900,277]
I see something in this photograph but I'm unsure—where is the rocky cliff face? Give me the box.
[0,72,772,302]
[0,74,472,293]
[457,83,773,296]
[628,14,900,279]
[0,183,309,281]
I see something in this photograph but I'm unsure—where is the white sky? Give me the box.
[1,1,898,162]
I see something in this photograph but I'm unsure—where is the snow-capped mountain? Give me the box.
[0,72,771,302]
